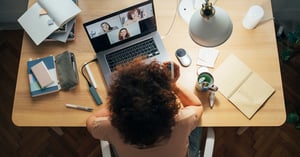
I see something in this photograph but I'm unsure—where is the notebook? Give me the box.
[83,0,170,86]
[27,55,60,97]
[213,54,275,119]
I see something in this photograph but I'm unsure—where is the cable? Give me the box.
[158,0,179,39]
[213,0,218,5]
[159,0,218,38]
[81,58,102,105]
[81,58,97,87]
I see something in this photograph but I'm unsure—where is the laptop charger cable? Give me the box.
[81,58,102,105]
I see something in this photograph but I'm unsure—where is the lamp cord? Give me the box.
[157,0,218,39]
[157,0,179,39]
[213,0,218,5]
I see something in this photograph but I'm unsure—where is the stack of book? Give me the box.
[27,56,61,97]
[18,0,80,45]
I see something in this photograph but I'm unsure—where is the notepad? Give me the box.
[197,48,219,68]
[31,61,54,88]
[213,54,275,119]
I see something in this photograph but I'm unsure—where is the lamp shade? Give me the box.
[189,6,233,47]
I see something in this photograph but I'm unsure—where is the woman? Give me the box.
[101,22,118,33]
[124,8,146,26]
[86,59,203,157]
[118,28,130,40]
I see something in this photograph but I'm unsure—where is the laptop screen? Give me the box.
[83,1,157,53]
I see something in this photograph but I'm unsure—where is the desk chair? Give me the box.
[100,127,215,157]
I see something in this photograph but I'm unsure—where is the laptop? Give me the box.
[83,0,170,86]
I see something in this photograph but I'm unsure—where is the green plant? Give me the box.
[278,25,300,62]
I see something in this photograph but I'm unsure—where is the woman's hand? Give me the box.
[163,61,180,83]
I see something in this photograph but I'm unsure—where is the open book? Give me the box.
[213,54,275,119]
[46,0,78,42]
[18,0,81,45]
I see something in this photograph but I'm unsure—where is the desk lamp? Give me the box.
[179,0,233,47]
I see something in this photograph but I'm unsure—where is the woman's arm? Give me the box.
[86,107,111,139]
[174,83,202,107]
[163,61,202,107]
[93,106,111,117]
[86,107,110,128]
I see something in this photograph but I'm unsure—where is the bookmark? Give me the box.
[39,8,47,16]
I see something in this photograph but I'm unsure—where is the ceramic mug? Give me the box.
[195,67,218,92]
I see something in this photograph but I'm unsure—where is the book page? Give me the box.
[38,0,81,26]
[17,3,59,45]
[213,54,252,98]
[229,73,275,119]
[47,19,75,42]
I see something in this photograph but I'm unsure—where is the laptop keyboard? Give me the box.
[106,38,160,71]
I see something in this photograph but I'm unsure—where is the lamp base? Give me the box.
[178,0,204,23]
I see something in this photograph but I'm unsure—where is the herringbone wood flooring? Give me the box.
[1,30,300,157]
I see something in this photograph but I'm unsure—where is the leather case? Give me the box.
[55,51,79,90]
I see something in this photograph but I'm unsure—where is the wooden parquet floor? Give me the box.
[1,30,300,157]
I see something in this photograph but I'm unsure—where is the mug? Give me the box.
[242,5,264,29]
[196,72,213,91]
[195,67,218,92]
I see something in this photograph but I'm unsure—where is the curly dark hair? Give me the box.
[108,59,180,147]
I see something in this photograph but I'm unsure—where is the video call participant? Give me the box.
[118,28,130,40]
[101,22,118,33]
[124,8,147,26]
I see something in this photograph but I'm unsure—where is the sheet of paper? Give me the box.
[197,48,219,68]
[39,0,81,26]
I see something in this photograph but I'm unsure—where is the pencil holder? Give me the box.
[55,51,79,90]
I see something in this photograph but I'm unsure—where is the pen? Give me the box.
[209,91,215,109]
[65,104,94,112]
[71,53,76,72]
